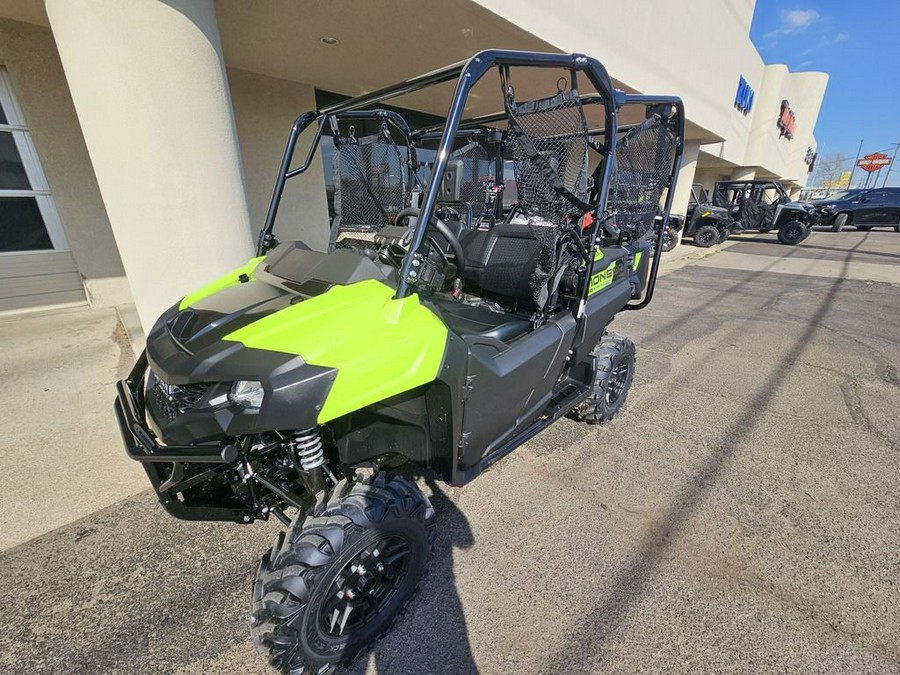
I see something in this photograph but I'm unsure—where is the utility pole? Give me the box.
[848,138,864,188]
[882,142,899,188]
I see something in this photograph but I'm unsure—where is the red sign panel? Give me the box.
[777,99,796,140]
[857,152,891,173]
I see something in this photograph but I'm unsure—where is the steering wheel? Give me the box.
[395,207,467,269]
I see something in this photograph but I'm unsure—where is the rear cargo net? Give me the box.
[503,71,593,309]
[608,115,678,241]
[330,125,411,250]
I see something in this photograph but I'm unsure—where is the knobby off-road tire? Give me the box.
[777,220,806,245]
[661,226,678,252]
[250,474,436,674]
[693,224,719,248]
[716,227,730,244]
[572,333,636,425]
[832,213,848,232]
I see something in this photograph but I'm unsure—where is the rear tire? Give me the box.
[716,227,730,244]
[694,224,719,248]
[572,333,636,425]
[832,213,848,232]
[661,226,678,252]
[250,474,436,674]
[777,220,806,245]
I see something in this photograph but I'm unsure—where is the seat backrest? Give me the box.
[458,224,542,304]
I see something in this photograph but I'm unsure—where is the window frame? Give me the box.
[0,67,69,254]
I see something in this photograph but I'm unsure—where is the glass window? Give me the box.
[0,197,52,251]
[0,131,32,189]
[0,68,65,252]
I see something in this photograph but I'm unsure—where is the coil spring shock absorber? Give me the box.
[290,427,325,494]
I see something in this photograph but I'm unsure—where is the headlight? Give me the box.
[229,380,264,408]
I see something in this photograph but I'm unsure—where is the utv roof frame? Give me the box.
[258,49,685,309]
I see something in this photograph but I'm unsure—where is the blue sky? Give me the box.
[750,1,900,186]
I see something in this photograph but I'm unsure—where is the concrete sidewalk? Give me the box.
[0,306,148,550]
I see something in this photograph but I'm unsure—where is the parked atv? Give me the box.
[683,183,733,248]
[713,179,814,245]
[115,50,685,674]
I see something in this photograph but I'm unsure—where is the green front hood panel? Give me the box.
[223,279,448,423]
[179,256,266,310]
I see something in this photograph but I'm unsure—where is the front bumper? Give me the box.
[114,351,254,523]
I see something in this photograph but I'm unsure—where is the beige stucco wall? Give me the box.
[0,18,131,307]
[473,0,759,143]
[744,65,828,185]
[228,68,330,251]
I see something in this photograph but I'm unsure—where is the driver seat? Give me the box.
[457,223,542,305]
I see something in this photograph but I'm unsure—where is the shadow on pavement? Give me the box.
[542,236,866,670]
[346,472,479,674]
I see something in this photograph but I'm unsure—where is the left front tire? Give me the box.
[777,220,807,245]
[250,474,436,674]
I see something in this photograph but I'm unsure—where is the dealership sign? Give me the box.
[777,100,796,140]
[734,75,755,115]
[856,152,891,173]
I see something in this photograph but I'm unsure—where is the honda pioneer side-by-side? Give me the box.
[115,50,684,674]
[684,183,733,248]
[713,179,815,244]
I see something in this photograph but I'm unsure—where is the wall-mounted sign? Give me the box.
[777,100,796,140]
[805,147,817,172]
[734,75,755,115]
[857,152,891,173]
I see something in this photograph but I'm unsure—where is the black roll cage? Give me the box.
[257,49,684,311]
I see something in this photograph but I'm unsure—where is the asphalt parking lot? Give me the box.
[2,228,898,674]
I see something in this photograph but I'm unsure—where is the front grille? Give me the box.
[151,379,211,422]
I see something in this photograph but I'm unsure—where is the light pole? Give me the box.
[882,142,899,188]
[848,138,864,188]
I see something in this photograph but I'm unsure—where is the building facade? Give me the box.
[0,0,828,329]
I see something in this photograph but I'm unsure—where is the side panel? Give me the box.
[223,280,448,423]
[458,313,577,469]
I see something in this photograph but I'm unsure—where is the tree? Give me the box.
[812,153,850,187]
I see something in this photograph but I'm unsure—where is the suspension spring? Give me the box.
[291,427,324,471]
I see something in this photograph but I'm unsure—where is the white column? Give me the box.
[45,0,253,332]
[669,139,701,247]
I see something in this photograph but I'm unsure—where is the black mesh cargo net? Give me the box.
[608,116,678,241]
[503,71,593,309]
[330,126,410,250]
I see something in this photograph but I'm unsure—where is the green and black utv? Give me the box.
[115,50,684,674]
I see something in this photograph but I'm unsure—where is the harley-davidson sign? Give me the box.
[856,152,891,173]
[777,99,796,140]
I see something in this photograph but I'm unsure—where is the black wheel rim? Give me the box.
[605,357,631,406]
[318,535,411,638]
[697,230,714,245]
[787,224,804,240]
